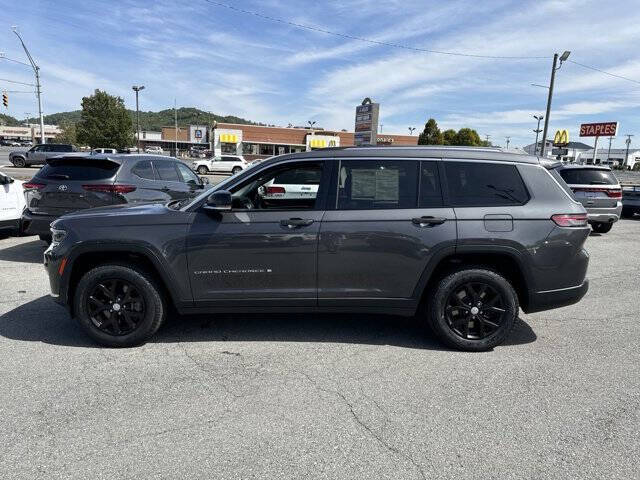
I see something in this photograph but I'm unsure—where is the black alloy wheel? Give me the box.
[444,282,506,340]
[87,279,145,336]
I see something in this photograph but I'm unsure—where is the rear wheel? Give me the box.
[74,264,165,347]
[427,269,519,351]
[232,166,242,175]
[12,157,26,168]
[197,165,209,174]
[591,222,613,233]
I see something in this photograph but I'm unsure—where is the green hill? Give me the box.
[0,113,22,126]
[22,107,257,130]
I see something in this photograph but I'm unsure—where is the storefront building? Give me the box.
[0,124,61,142]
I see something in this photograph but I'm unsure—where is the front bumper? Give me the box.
[525,279,589,314]
[21,210,57,236]
[43,244,67,306]
[0,218,20,233]
[586,202,622,224]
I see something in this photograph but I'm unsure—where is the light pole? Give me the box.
[132,85,144,153]
[12,27,45,144]
[607,136,614,164]
[505,136,511,149]
[308,120,316,133]
[408,127,416,135]
[540,50,571,157]
[624,134,634,170]
[533,114,543,155]
[485,134,491,146]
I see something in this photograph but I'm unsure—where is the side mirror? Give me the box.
[204,190,232,211]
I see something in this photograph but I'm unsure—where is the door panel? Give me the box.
[187,210,323,304]
[318,207,456,300]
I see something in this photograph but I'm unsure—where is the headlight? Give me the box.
[51,228,67,247]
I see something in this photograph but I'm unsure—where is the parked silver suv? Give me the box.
[552,164,622,233]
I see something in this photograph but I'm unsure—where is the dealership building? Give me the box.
[0,124,62,142]
[136,123,417,160]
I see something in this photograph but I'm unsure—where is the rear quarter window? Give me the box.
[37,158,120,181]
[558,168,618,185]
[444,161,529,207]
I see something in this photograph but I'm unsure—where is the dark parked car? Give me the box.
[9,143,78,167]
[44,146,590,351]
[22,154,208,241]
[552,164,622,233]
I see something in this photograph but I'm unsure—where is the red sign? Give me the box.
[579,122,618,137]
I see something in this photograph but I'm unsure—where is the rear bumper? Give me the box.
[525,279,589,314]
[586,202,622,224]
[21,210,57,236]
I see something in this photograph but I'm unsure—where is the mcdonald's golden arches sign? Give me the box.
[553,129,569,146]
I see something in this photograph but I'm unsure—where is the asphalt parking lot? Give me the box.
[0,221,638,479]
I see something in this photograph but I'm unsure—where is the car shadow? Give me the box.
[0,238,46,263]
[0,296,537,350]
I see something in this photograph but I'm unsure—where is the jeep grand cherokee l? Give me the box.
[44,146,590,351]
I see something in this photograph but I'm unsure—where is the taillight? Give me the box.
[266,186,285,195]
[572,187,621,198]
[23,182,45,190]
[551,214,588,227]
[82,184,137,194]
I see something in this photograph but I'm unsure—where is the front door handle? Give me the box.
[161,186,171,192]
[280,218,314,228]
[412,216,447,227]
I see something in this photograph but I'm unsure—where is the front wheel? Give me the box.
[427,269,519,351]
[591,222,613,234]
[197,165,209,174]
[12,157,26,168]
[74,264,166,347]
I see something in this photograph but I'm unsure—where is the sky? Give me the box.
[1,0,640,148]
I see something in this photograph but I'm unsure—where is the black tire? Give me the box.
[197,165,209,174]
[591,222,613,233]
[621,207,637,218]
[427,268,519,351]
[232,166,242,175]
[12,157,26,168]
[73,264,165,347]
[39,234,52,245]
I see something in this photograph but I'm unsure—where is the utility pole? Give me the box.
[607,136,613,164]
[485,134,491,146]
[12,27,45,144]
[541,51,571,157]
[623,134,634,170]
[505,137,511,149]
[132,85,144,153]
[533,115,543,155]
[174,99,178,157]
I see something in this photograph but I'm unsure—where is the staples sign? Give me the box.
[579,122,618,137]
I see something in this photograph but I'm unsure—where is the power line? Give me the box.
[0,78,35,86]
[0,89,34,93]
[202,0,549,60]
[0,56,31,67]
[568,60,640,86]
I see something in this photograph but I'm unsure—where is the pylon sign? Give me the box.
[553,129,569,146]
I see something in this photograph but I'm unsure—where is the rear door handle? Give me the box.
[412,216,447,226]
[280,218,314,228]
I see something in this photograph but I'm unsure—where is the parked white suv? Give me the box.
[0,171,26,237]
[92,148,118,154]
[145,146,164,154]
[192,155,247,175]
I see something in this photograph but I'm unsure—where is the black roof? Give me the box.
[262,145,540,166]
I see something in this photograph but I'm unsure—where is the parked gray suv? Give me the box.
[44,147,590,351]
[9,143,77,167]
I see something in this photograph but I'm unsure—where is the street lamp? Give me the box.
[307,120,316,131]
[132,85,145,153]
[505,136,511,149]
[12,27,45,144]
[540,50,571,157]
[408,127,416,135]
[533,115,544,155]
[624,134,634,169]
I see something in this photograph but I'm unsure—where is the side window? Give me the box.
[132,160,156,180]
[230,161,324,210]
[222,156,237,162]
[337,160,418,210]
[419,161,443,207]
[176,162,200,184]
[444,161,529,206]
[154,161,180,182]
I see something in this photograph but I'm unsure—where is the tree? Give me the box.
[76,89,134,149]
[55,121,77,144]
[454,128,482,146]
[442,129,457,145]
[417,118,443,145]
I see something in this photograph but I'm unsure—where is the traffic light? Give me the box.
[2,93,7,108]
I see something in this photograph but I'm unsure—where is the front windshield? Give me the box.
[180,158,270,210]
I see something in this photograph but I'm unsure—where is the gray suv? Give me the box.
[44,147,590,351]
[9,143,77,167]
